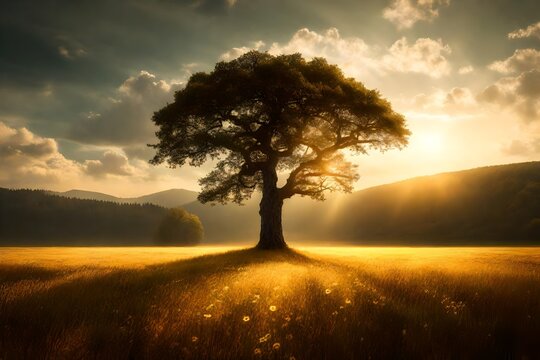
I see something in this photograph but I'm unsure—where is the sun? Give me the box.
[416,132,444,154]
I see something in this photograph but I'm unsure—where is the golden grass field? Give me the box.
[1,246,539,359]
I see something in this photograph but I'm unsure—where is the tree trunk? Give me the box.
[256,167,287,249]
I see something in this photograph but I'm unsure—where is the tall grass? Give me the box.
[1,247,539,359]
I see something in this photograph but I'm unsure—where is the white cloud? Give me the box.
[458,65,474,74]
[0,121,82,187]
[444,87,476,106]
[401,86,477,117]
[508,21,540,40]
[382,0,450,30]
[488,48,540,74]
[83,150,136,178]
[0,121,155,190]
[267,28,379,78]
[383,37,451,78]
[227,28,452,79]
[220,41,265,61]
[71,71,183,145]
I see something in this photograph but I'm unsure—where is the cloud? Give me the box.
[238,28,453,79]
[508,21,540,40]
[501,139,540,156]
[458,65,474,74]
[0,121,82,187]
[502,140,531,156]
[444,87,476,106]
[220,41,265,61]
[403,87,477,116]
[382,37,451,78]
[488,48,540,74]
[382,0,450,29]
[478,69,540,121]
[267,28,378,78]
[0,121,153,190]
[83,151,136,178]
[57,45,87,60]
[70,71,182,146]
[480,48,540,122]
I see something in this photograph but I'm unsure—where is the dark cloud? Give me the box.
[158,0,237,14]
[478,69,540,122]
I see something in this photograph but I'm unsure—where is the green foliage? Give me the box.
[151,51,410,204]
[155,208,204,245]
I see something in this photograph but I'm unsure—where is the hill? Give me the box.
[134,189,198,208]
[57,189,121,202]
[53,188,198,208]
[326,161,540,244]
[185,161,540,244]
[0,189,200,245]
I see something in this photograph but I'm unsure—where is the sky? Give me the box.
[1,0,539,197]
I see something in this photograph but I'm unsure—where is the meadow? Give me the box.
[1,246,539,359]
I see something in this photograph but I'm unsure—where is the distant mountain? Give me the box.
[134,189,198,208]
[53,188,198,208]
[58,189,121,202]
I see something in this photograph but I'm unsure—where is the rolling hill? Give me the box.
[185,161,540,244]
[52,188,198,208]
[326,161,540,244]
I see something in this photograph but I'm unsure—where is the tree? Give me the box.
[155,208,204,245]
[150,51,410,249]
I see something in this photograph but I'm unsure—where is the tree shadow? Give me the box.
[0,247,324,358]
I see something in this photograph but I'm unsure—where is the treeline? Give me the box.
[0,189,202,245]
[327,161,540,244]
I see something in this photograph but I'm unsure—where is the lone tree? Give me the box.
[150,51,410,249]
[155,208,204,246]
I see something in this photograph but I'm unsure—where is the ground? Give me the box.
[1,246,539,359]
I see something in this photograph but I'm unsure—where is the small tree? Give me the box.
[155,208,204,246]
[151,51,409,249]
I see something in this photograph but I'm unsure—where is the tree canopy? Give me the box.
[151,51,409,248]
[155,208,204,245]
